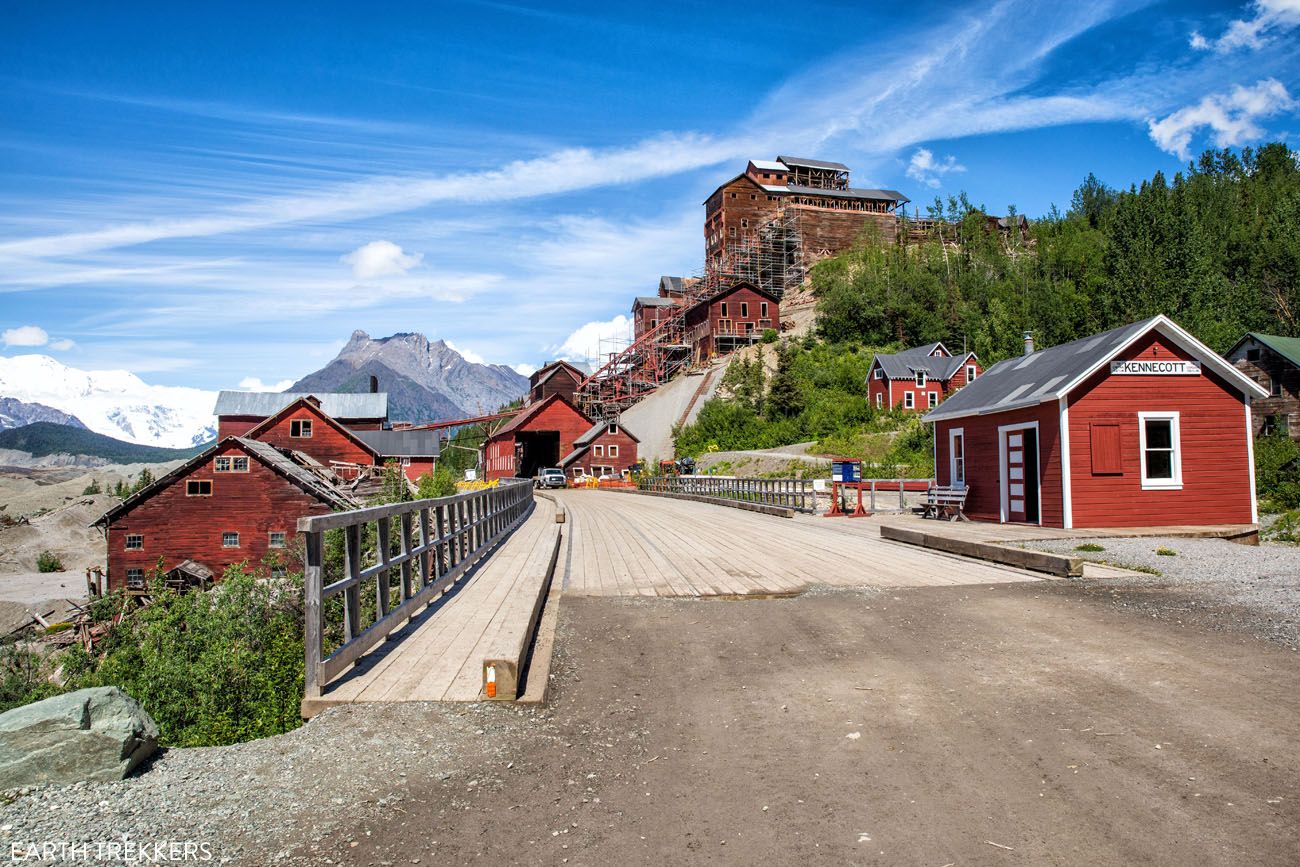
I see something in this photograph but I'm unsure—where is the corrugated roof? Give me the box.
[1238,333,1300,368]
[871,344,969,381]
[761,183,910,204]
[776,155,850,171]
[573,419,640,446]
[659,275,686,294]
[558,445,587,467]
[923,315,1268,423]
[213,390,389,419]
[634,296,678,308]
[749,159,787,171]
[353,429,441,458]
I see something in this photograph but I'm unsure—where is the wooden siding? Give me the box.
[685,284,781,361]
[529,365,582,405]
[484,397,592,480]
[217,417,261,439]
[935,404,1064,527]
[1227,337,1300,438]
[868,354,982,412]
[570,427,639,477]
[1067,333,1254,527]
[249,401,376,468]
[105,440,332,590]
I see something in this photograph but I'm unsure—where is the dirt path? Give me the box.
[290,582,1300,866]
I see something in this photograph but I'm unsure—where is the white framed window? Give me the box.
[928,392,938,408]
[875,393,883,409]
[608,423,618,435]
[914,371,927,387]
[608,444,619,458]
[761,302,768,318]
[125,568,145,587]
[966,365,977,381]
[873,368,883,380]
[400,457,411,467]
[740,302,749,318]
[949,428,966,488]
[125,534,143,551]
[214,456,231,472]
[720,302,728,317]
[270,565,287,579]
[594,444,604,457]
[222,531,240,548]
[1138,412,1182,490]
[233,456,248,472]
[904,392,914,409]
[214,456,249,473]
[290,419,313,438]
[269,531,286,548]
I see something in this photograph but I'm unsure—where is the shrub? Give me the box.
[416,466,459,499]
[71,567,305,747]
[1264,509,1300,543]
[761,328,779,344]
[0,639,61,713]
[1155,546,1176,557]
[1074,543,1105,553]
[1254,433,1300,512]
[36,550,63,573]
[82,479,102,495]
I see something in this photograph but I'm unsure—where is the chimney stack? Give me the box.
[369,375,379,394]
[1023,331,1035,356]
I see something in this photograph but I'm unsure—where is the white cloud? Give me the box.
[904,148,967,189]
[511,363,538,377]
[444,340,487,365]
[1147,78,1296,159]
[341,240,423,279]
[48,338,76,351]
[1191,0,1300,53]
[553,315,633,366]
[2,325,49,347]
[238,376,295,391]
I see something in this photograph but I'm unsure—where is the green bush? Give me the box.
[1074,543,1105,552]
[82,479,102,495]
[1264,509,1300,543]
[416,466,459,499]
[69,567,305,747]
[1155,546,1177,557]
[1254,433,1300,512]
[36,550,63,573]
[0,640,61,713]
[761,328,779,344]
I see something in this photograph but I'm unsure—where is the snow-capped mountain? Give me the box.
[0,354,216,449]
[0,396,88,432]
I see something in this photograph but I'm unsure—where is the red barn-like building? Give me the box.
[559,420,640,479]
[94,438,356,591]
[528,361,585,406]
[632,296,680,339]
[243,396,379,469]
[483,394,593,480]
[213,391,388,439]
[923,316,1268,529]
[685,282,780,362]
[867,343,980,411]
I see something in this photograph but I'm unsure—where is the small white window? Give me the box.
[401,457,411,467]
[232,456,249,472]
[269,531,286,548]
[873,369,883,380]
[761,302,768,318]
[125,534,143,551]
[915,371,927,387]
[270,565,287,579]
[125,568,145,587]
[966,365,977,381]
[1138,412,1182,490]
[875,393,883,409]
[904,392,914,409]
[720,302,728,317]
[594,444,604,457]
[608,445,619,458]
[608,423,618,435]
[740,302,749,318]
[222,532,240,548]
[214,456,232,472]
[949,429,966,488]
[928,392,938,408]
[290,419,312,438]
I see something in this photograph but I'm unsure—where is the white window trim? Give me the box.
[873,368,883,380]
[290,419,313,438]
[875,392,883,409]
[997,421,1042,525]
[125,534,144,551]
[269,531,287,548]
[222,532,240,548]
[966,364,977,381]
[608,444,618,458]
[948,427,966,489]
[1138,411,1183,490]
[904,391,914,409]
[927,392,938,408]
[915,371,927,387]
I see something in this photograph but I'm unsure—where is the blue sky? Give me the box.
[2,0,1298,389]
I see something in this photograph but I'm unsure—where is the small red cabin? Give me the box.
[867,343,980,412]
[559,420,640,479]
[242,396,379,469]
[632,296,679,339]
[213,391,388,439]
[94,438,356,591]
[924,316,1268,529]
[685,281,780,362]
[483,393,594,480]
[528,361,585,406]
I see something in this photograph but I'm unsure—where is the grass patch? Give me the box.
[1155,546,1177,557]
[1074,543,1105,553]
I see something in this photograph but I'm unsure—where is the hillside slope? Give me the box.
[0,422,207,465]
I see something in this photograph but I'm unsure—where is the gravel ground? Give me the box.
[1026,536,1300,647]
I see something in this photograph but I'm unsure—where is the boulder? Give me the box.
[0,686,159,788]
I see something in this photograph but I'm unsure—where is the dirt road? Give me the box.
[291,581,1300,866]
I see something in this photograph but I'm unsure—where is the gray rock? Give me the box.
[0,686,159,788]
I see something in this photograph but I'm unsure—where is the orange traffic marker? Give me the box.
[485,664,497,699]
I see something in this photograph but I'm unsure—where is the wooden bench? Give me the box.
[918,485,970,521]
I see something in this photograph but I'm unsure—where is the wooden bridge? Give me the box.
[297,484,1036,716]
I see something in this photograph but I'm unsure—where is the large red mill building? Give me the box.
[923,316,1267,529]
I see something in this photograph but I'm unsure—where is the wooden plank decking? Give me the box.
[309,498,561,708]
[556,489,1036,596]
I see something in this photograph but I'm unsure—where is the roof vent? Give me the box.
[1023,331,1035,356]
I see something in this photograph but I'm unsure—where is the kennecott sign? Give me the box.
[1110,359,1202,375]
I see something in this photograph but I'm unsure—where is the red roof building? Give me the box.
[559,420,640,479]
[684,281,780,362]
[923,316,1268,529]
[528,361,585,406]
[483,393,594,480]
[867,343,980,412]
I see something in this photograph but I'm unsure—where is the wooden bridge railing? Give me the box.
[639,475,816,513]
[298,479,534,702]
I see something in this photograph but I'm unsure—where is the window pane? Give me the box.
[1145,419,1172,450]
[1145,450,1173,479]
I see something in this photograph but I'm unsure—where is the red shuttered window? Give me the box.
[1090,423,1123,475]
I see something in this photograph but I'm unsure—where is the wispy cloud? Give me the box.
[1147,78,1296,159]
[1190,0,1300,53]
[905,148,966,189]
[2,325,50,347]
[341,240,423,279]
[552,315,633,366]
[237,375,294,391]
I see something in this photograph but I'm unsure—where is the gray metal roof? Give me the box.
[213,390,389,419]
[761,183,910,204]
[776,155,851,172]
[634,296,678,308]
[749,159,787,171]
[871,344,970,381]
[573,419,640,446]
[923,315,1268,423]
[659,275,686,294]
[353,429,442,458]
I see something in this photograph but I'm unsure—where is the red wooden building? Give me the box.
[685,281,780,362]
[632,296,680,339]
[559,420,640,479]
[353,429,442,482]
[528,361,586,406]
[867,343,980,411]
[94,437,356,591]
[483,393,594,480]
[243,396,379,469]
[213,390,388,439]
[923,316,1268,529]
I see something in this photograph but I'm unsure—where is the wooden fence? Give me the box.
[638,475,816,513]
[298,478,534,701]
